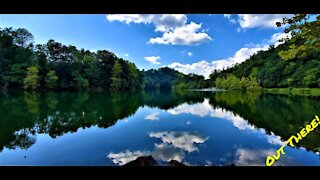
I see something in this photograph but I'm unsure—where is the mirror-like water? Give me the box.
[1,91,320,166]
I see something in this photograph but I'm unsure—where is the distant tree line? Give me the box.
[143,67,210,90]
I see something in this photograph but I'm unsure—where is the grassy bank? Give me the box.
[264,88,320,97]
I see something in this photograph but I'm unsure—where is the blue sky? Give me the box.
[0,14,293,78]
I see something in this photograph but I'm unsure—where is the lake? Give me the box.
[1,90,320,166]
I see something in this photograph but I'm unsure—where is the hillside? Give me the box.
[210,43,320,88]
[210,14,320,89]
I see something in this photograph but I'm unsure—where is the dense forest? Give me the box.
[143,67,209,90]
[210,14,320,90]
[0,27,208,92]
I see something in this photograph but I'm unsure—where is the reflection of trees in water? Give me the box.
[1,90,319,153]
[0,90,205,151]
[208,91,320,152]
[8,128,37,150]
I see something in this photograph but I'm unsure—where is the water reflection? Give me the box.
[107,131,208,165]
[145,112,160,121]
[0,90,320,166]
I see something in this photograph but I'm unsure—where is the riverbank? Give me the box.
[264,88,320,97]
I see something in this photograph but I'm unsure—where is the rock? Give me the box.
[123,155,188,166]
[168,160,186,166]
[123,155,158,166]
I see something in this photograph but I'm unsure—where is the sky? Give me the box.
[0,14,293,79]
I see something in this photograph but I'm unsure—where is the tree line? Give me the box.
[0,27,211,92]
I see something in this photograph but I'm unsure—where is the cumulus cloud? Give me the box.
[268,32,292,47]
[235,14,293,29]
[167,31,288,79]
[167,46,267,79]
[152,143,185,162]
[149,22,212,45]
[211,45,269,70]
[145,56,161,65]
[107,131,208,165]
[106,14,211,46]
[107,150,150,165]
[145,112,160,121]
[167,98,214,117]
[168,60,214,79]
[167,99,256,131]
[149,131,209,153]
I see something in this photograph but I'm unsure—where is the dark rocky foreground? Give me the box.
[123,156,186,166]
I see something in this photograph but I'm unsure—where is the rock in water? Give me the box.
[123,155,158,166]
[168,160,186,166]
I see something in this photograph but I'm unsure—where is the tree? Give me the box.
[45,70,58,89]
[109,60,122,92]
[276,14,320,60]
[249,67,259,80]
[23,66,40,91]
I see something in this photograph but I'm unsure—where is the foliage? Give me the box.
[0,27,144,92]
[143,67,210,90]
[210,42,320,89]
[109,60,122,92]
[276,14,320,60]
[215,74,261,90]
[45,70,58,89]
[0,27,204,92]
[23,66,40,91]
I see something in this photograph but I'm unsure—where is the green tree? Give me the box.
[45,70,58,89]
[249,67,259,80]
[276,14,320,60]
[10,64,26,88]
[23,66,40,91]
[109,60,122,92]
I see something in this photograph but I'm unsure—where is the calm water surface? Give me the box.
[0,91,320,166]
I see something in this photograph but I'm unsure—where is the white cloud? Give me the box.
[268,32,292,47]
[167,99,255,131]
[234,148,276,166]
[167,46,266,79]
[106,14,154,24]
[237,14,293,29]
[211,45,269,70]
[107,150,150,165]
[145,56,161,65]
[145,112,159,121]
[106,14,211,46]
[124,53,129,57]
[167,30,289,78]
[234,148,296,166]
[107,131,208,165]
[167,98,214,117]
[224,14,237,24]
[149,131,209,153]
[187,52,193,56]
[223,14,231,19]
[152,143,185,162]
[149,22,212,45]
[168,61,214,79]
